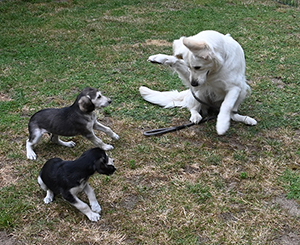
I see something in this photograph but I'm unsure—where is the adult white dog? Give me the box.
[139,30,257,135]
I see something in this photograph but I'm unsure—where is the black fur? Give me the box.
[39,148,116,203]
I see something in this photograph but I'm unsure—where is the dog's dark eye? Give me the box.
[193,66,201,70]
[97,95,102,99]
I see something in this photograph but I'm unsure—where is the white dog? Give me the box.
[139,30,257,135]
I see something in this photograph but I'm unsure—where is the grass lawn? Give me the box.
[0,0,300,244]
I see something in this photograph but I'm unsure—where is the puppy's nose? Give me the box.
[191,80,199,87]
[108,99,112,104]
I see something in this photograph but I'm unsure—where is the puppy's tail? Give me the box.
[139,86,189,108]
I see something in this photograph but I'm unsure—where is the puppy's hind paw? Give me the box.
[27,152,37,160]
[87,212,101,222]
[43,196,53,204]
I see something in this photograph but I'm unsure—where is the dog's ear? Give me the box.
[173,37,189,60]
[183,38,211,60]
[78,95,95,112]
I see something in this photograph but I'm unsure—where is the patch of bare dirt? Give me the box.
[0,232,17,245]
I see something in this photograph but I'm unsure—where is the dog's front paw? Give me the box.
[148,54,177,66]
[111,133,120,140]
[87,212,101,222]
[101,144,114,151]
[189,113,202,124]
[216,121,230,135]
[91,203,102,213]
[65,141,76,147]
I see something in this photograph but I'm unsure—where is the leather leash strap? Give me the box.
[143,116,215,136]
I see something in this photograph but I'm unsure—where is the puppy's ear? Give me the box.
[78,95,95,112]
[183,38,211,60]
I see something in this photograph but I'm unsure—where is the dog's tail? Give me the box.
[139,86,189,108]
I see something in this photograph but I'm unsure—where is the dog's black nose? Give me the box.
[191,80,199,87]
[108,99,112,104]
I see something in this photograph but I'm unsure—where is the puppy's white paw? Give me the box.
[148,54,177,66]
[91,203,102,213]
[101,144,114,151]
[65,141,76,148]
[27,151,37,160]
[189,113,202,124]
[43,196,53,204]
[87,212,101,222]
[111,133,120,140]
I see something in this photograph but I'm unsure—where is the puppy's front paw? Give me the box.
[87,212,101,222]
[101,144,114,151]
[111,133,120,140]
[65,141,76,148]
[91,203,101,213]
[148,54,177,66]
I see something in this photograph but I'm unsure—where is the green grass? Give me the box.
[1,0,300,244]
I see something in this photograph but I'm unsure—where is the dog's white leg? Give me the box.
[26,139,37,160]
[84,183,101,213]
[51,135,76,148]
[26,129,44,160]
[94,121,119,140]
[217,87,241,135]
[38,176,55,203]
[43,190,54,204]
[85,132,114,151]
[148,54,191,87]
[231,113,257,126]
[71,195,101,222]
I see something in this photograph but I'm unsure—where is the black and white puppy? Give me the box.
[26,87,119,160]
[38,147,116,222]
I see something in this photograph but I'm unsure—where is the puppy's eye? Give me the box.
[97,95,102,99]
[193,66,201,70]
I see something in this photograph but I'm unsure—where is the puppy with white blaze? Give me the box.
[26,87,119,160]
[38,148,116,222]
[139,30,257,135]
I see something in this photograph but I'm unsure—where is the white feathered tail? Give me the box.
[139,86,190,108]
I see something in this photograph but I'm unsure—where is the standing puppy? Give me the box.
[26,87,119,160]
[38,148,116,222]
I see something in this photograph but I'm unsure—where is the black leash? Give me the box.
[143,116,215,136]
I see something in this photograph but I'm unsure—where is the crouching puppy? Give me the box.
[26,87,119,160]
[38,148,116,222]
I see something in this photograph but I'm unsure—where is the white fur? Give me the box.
[140,30,257,135]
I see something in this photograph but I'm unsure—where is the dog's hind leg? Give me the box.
[63,191,101,222]
[84,183,101,213]
[231,113,257,126]
[94,121,119,140]
[38,176,54,203]
[26,129,44,160]
[51,135,76,148]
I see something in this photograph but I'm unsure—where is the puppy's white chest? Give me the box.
[70,179,87,195]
